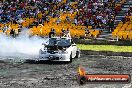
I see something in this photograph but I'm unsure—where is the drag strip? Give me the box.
[0,55,132,88]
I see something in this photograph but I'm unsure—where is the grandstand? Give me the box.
[112,0,132,41]
[0,0,132,41]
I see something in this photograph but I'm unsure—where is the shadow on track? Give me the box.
[25,60,71,65]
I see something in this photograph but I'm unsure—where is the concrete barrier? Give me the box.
[81,50,132,57]
[73,39,132,46]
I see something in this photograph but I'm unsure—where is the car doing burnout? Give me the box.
[38,37,80,62]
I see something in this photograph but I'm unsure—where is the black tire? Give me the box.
[69,53,72,63]
[75,51,80,58]
[77,76,87,85]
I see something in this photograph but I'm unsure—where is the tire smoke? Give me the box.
[0,31,47,58]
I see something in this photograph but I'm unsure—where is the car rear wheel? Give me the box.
[75,51,80,58]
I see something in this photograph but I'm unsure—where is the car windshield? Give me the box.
[48,38,71,47]
[45,38,71,51]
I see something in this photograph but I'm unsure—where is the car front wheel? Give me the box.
[69,53,72,63]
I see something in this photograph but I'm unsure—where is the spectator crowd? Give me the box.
[0,0,131,35]
[123,6,132,23]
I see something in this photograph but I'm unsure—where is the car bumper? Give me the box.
[38,53,70,61]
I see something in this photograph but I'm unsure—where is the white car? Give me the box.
[38,37,80,62]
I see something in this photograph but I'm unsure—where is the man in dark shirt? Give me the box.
[49,29,56,38]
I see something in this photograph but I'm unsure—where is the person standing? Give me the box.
[61,28,66,37]
[66,28,71,39]
[49,28,56,38]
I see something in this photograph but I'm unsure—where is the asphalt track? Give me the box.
[0,54,132,88]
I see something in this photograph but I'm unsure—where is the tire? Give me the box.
[69,53,72,63]
[75,51,80,58]
[77,76,87,85]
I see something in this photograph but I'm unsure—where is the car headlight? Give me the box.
[62,51,68,54]
[58,50,68,54]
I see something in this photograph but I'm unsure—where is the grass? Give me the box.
[77,44,132,52]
